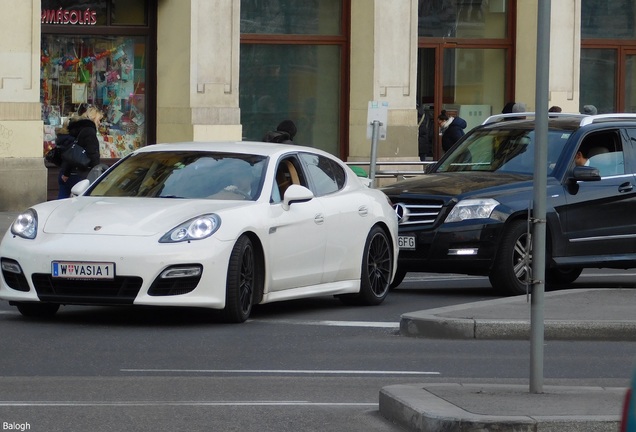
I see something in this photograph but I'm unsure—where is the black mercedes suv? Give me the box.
[382,113,636,295]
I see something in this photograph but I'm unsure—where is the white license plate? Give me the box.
[51,261,115,279]
[398,235,416,250]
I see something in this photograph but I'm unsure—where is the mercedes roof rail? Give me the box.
[482,112,586,125]
[579,113,636,126]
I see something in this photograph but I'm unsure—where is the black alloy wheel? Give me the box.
[223,235,262,323]
[340,225,393,305]
[489,219,532,296]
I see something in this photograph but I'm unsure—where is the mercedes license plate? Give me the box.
[398,235,416,250]
[52,261,115,279]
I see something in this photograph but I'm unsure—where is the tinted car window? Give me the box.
[90,152,267,199]
[300,153,345,196]
[576,130,625,176]
[437,128,571,176]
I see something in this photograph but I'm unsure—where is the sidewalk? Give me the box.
[380,288,635,431]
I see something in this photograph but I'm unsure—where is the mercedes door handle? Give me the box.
[618,182,633,193]
[314,214,325,225]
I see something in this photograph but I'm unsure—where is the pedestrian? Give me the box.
[438,110,467,152]
[57,106,103,199]
[501,102,526,121]
[417,104,433,161]
[512,102,526,113]
[549,105,562,113]
[502,102,516,114]
[262,119,297,144]
[581,105,598,115]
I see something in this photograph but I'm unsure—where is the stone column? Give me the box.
[156,0,242,143]
[348,0,419,162]
[0,0,47,211]
[514,0,581,113]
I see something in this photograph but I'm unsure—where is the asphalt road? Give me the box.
[0,272,634,431]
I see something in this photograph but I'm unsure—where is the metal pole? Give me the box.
[369,120,381,188]
[530,0,551,394]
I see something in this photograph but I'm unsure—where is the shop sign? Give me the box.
[42,8,97,26]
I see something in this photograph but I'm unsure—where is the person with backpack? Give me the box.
[262,119,297,144]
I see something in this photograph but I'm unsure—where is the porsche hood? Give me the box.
[41,198,248,236]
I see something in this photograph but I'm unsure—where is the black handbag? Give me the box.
[62,141,90,169]
[45,146,64,166]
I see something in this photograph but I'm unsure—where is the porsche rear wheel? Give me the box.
[389,267,407,290]
[340,225,393,305]
[223,235,262,323]
[15,302,59,318]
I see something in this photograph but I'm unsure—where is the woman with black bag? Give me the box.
[58,106,103,199]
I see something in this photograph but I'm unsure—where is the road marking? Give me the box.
[0,401,377,407]
[251,319,399,328]
[120,369,440,375]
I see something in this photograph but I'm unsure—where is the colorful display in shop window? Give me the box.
[41,37,146,160]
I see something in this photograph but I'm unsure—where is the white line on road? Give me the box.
[251,319,400,328]
[0,401,377,407]
[120,369,440,375]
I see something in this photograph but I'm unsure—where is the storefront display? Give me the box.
[41,34,147,159]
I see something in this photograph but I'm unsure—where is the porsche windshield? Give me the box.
[89,151,268,199]
[436,128,571,175]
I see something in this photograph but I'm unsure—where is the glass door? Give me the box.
[624,50,636,113]
[417,45,508,159]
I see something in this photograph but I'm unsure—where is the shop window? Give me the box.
[241,0,342,35]
[440,48,506,129]
[580,49,616,114]
[112,0,147,25]
[418,0,508,39]
[582,0,636,39]
[240,44,341,155]
[41,35,147,159]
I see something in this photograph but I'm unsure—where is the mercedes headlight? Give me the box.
[159,214,221,243]
[445,199,499,223]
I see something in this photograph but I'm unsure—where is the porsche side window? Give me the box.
[299,153,345,196]
[272,157,304,202]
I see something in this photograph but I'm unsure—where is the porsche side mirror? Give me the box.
[282,184,314,211]
[70,179,91,197]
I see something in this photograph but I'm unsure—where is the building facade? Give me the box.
[0,0,633,210]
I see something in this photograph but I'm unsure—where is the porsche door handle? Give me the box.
[314,214,325,225]
[618,182,633,193]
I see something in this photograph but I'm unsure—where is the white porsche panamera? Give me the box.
[0,142,398,323]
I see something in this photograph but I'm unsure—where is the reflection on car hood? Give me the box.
[42,197,248,236]
[381,171,533,197]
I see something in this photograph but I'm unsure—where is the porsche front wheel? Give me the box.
[223,235,262,323]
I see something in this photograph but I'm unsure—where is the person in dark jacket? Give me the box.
[57,106,103,199]
[438,110,467,152]
[263,119,297,144]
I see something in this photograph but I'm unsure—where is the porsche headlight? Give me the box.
[11,209,38,239]
[159,214,221,243]
[445,199,499,223]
